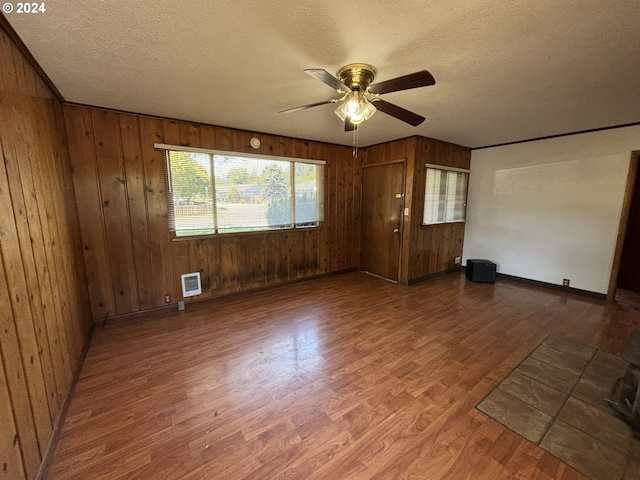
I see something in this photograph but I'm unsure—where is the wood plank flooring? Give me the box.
[45,272,640,479]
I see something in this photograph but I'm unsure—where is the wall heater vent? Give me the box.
[181,272,202,297]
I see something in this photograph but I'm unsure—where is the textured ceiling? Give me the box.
[5,0,640,148]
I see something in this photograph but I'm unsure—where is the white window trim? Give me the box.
[425,163,470,173]
[155,143,326,166]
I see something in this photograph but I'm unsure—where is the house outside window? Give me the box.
[160,146,325,237]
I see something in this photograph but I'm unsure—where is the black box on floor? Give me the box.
[466,259,497,283]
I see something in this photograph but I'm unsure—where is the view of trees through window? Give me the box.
[165,151,324,236]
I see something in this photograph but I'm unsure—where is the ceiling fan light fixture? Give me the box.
[281,63,432,130]
[334,92,376,124]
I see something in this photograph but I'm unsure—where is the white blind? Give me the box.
[423,167,468,224]
[163,149,324,237]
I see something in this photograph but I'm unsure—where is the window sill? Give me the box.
[420,221,466,229]
[171,224,323,242]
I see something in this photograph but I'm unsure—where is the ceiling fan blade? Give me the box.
[371,99,425,126]
[304,69,351,93]
[369,70,435,95]
[279,99,338,114]
[345,117,356,132]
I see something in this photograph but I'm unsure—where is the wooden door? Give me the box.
[360,162,405,281]
[618,162,640,291]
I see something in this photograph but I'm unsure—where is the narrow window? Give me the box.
[423,165,469,225]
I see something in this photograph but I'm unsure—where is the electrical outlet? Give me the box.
[454,256,461,265]
[164,294,171,304]
[562,279,570,287]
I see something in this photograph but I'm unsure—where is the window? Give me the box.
[160,145,324,237]
[423,164,469,225]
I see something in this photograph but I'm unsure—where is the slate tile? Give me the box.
[477,388,553,443]
[531,343,588,376]
[558,396,633,454]
[515,356,581,394]
[629,436,640,461]
[589,350,629,378]
[572,368,617,411]
[624,459,640,480]
[540,420,626,480]
[497,370,567,416]
[542,336,595,361]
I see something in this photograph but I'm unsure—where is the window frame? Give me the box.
[422,163,470,226]
[156,144,326,240]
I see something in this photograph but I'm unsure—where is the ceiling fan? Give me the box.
[279,63,435,131]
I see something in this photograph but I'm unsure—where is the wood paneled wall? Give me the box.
[64,105,361,320]
[409,137,471,281]
[363,136,471,284]
[363,138,416,284]
[0,25,91,480]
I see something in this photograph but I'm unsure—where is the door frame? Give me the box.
[608,151,639,300]
[359,159,407,282]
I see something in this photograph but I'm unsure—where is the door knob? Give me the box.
[393,228,399,233]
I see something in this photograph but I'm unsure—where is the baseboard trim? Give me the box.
[100,267,358,325]
[495,272,606,300]
[407,267,463,286]
[36,321,95,480]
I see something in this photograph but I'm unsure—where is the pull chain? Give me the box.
[352,124,358,157]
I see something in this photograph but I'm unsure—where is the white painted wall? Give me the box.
[463,125,640,294]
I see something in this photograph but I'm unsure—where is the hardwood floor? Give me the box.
[616,289,640,310]
[45,272,640,479]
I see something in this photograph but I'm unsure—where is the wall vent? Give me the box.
[181,272,202,297]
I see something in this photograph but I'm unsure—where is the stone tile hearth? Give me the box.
[477,335,639,480]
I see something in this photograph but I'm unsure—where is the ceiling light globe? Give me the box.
[350,113,365,124]
[360,101,376,120]
[346,98,360,115]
